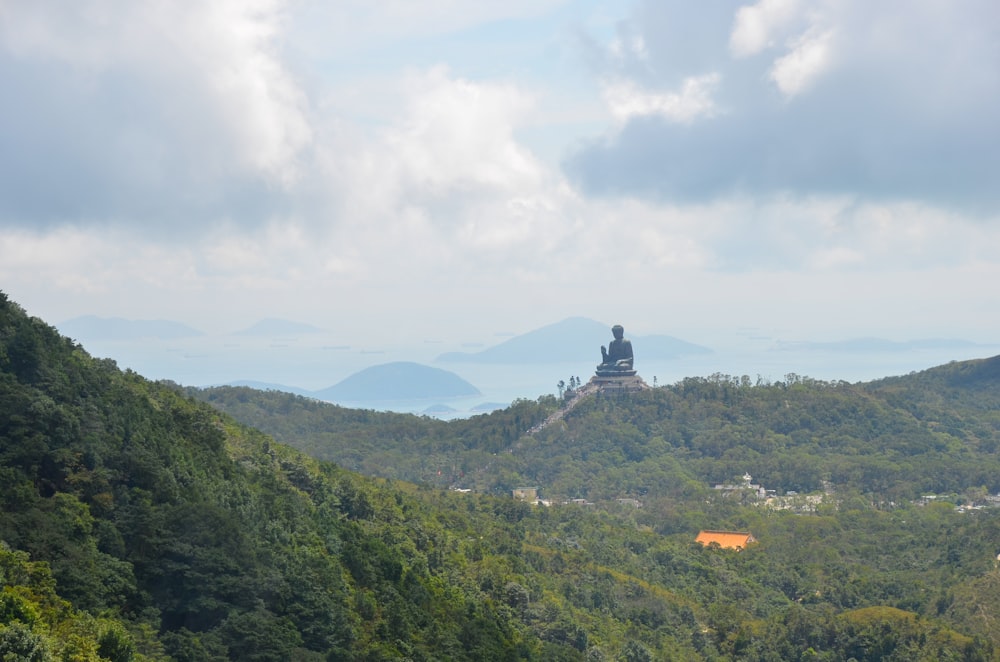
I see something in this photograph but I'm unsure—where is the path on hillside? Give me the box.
[456,387,593,489]
[524,383,597,437]
[455,378,645,489]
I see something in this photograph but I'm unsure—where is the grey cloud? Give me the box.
[0,57,289,235]
[574,1,739,89]
[628,1,741,83]
[565,1,1000,212]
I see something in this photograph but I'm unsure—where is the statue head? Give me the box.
[611,324,624,339]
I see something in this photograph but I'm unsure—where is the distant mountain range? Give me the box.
[436,317,713,364]
[58,315,204,341]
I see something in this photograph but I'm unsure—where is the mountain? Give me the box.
[57,314,204,341]
[313,361,481,402]
[231,317,327,336]
[436,316,712,364]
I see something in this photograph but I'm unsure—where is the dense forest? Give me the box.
[3,289,1000,660]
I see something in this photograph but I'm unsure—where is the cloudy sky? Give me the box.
[2,0,998,349]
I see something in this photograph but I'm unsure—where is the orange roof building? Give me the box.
[695,530,757,550]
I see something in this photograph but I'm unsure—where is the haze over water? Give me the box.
[74,331,1000,419]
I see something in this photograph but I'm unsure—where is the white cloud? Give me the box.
[290,0,569,55]
[748,197,993,272]
[769,28,835,97]
[5,190,998,346]
[728,0,836,97]
[384,67,544,196]
[316,66,567,264]
[609,34,649,62]
[811,246,863,269]
[729,0,802,57]
[0,0,311,213]
[601,73,721,124]
[0,228,113,295]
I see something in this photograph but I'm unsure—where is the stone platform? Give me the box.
[588,373,649,393]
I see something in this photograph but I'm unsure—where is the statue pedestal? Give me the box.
[595,369,637,378]
[589,373,648,393]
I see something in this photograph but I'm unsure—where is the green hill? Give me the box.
[3,290,1000,661]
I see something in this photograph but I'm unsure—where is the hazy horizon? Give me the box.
[50,311,1000,418]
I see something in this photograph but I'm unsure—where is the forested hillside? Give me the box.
[3,290,1000,660]
[196,362,1000,501]
[190,386,556,484]
[2,291,628,660]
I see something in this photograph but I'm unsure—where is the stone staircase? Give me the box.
[527,374,649,436]
[455,375,649,489]
[525,382,599,435]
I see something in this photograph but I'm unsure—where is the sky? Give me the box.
[2,0,999,351]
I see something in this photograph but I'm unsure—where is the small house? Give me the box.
[512,487,538,502]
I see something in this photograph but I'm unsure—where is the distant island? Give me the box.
[232,318,328,336]
[57,315,204,341]
[313,361,480,402]
[436,317,711,364]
